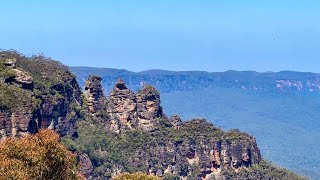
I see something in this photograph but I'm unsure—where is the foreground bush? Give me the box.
[113,172,162,180]
[0,130,83,180]
[222,160,306,180]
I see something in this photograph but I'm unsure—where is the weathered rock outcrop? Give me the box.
[35,77,83,136]
[106,79,164,131]
[136,85,163,131]
[0,51,83,140]
[77,153,94,179]
[0,103,33,139]
[11,68,34,89]
[84,77,165,132]
[82,118,262,179]
[107,79,137,129]
[169,114,182,130]
[84,75,105,114]
[129,120,262,180]
[2,58,16,68]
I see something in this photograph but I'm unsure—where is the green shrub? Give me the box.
[0,83,31,110]
[222,160,306,180]
[113,172,162,180]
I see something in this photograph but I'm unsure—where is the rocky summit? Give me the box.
[0,51,305,180]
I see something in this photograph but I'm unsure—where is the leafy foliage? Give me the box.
[0,50,78,105]
[0,60,15,79]
[0,129,83,180]
[1,50,72,88]
[222,160,306,180]
[113,172,162,180]
[0,83,31,110]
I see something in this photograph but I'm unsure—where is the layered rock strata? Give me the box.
[85,77,164,132]
[106,119,262,180]
[0,53,83,140]
[107,79,137,129]
[84,75,105,114]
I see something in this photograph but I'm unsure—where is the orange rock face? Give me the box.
[107,79,164,131]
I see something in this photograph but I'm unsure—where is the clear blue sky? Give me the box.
[1,0,320,72]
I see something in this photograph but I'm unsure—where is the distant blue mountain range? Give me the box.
[71,67,320,179]
[71,67,320,94]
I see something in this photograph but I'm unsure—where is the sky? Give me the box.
[0,0,320,72]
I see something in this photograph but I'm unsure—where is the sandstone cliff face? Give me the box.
[107,79,137,129]
[35,77,83,136]
[136,85,163,131]
[0,52,83,140]
[123,119,261,180]
[84,75,105,114]
[84,77,164,132]
[0,103,33,139]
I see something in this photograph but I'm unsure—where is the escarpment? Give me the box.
[127,120,262,180]
[78,76,266,179]
[0,51,303,179]
[0,51,83,140]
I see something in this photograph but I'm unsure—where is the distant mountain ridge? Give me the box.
[71,66,320,94]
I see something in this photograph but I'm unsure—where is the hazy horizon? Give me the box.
[1,1,320,72]
[71,65,320,74]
